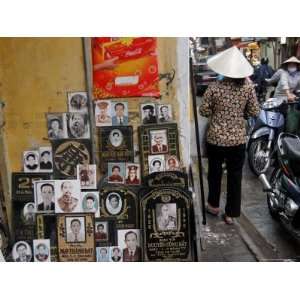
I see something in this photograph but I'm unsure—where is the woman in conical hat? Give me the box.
[270,56,300,100]
[199,46,260,225]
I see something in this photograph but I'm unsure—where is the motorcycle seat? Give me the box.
[282,136,300,161]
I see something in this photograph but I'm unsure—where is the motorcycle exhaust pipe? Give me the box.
[258,174,272,192]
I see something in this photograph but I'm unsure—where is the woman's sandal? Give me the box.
[206,205,220,216]
[222,214,234,225]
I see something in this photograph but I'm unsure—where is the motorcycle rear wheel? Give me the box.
[248,136,271,176]
[267,168,281,220]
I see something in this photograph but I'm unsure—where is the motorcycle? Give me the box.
[259,132,300,241]
[247,97,286,176]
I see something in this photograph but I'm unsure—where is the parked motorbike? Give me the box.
[259,132,300,241]
[247,97,286,176]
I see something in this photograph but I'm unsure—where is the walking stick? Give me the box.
[189,57,207,225]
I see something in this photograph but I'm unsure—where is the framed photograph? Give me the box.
[47,113,66,140]
[109,246,123,262]
[96,247,110,262]
[150,129,169,154]
[54,180,81,213]
[12,173,51,201]
[77,164,97,190]
[94,218,117,246]
[95,100,112,127]
[156,203,177,231]
[148,155,165,174]
[34,180,55,213]
[111,101,128,126]
[117,229,142,262]
[64,112,90,139]
[98,126,134,172]
[36,213,58,261]
[57,213,95,262]
[138,123,180,177]
[39,147,53,173]
[100,187,139,229]
[81,192,100,217]
[23,151,40,173]
[125,163,141,185]
[52,139,92,179]
[165,155,180,171]
[157,104,173,123]
[33,239,51,262]
[23,202,36,224]
[12,241,32,262]
[67,91,88,113]
[108,162,125,184]
[140,103,157,124]
[65,216,86,243]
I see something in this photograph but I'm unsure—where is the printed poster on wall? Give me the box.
[92,37,160,99]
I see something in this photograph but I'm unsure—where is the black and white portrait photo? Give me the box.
[23,202,36,224]
[157,104,173,123]
[81,192,100,217]
[148,155,165,174]
[33,239,51,262]
[109,129,124,148]
[39,146,53,172]
[47,113,65,139]
[67,91,88,113]
[105,192,123,215]
[96,247,109,262]
[23,151,39,173]
[64,112,90,139]
[34,180,55,212]
[77,164,97,190]
[66,216,86,243]
[111,101,128,126]
[156,203,177,231]
[109,246,122,262]
[12,241,32,262]
[141,103,157,124]
[150,129,169,154]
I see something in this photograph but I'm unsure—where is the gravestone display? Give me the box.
[140,187,192,261]
[100,186,139,229]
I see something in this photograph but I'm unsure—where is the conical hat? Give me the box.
[207,46,253,78]
[281,56,300,65]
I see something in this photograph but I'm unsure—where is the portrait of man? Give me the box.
[95,222,108,241]
[148,155,165,174]
[166,156,180,171]
[105,193,122,215]
[56,181,80,213]
[111,102,128,126]
[23,202,36,224]
[68,92,88,113]
[66,217,85,243]
[77,164,97,189]
[121,230,142,262]
[110,246,122,262]
[108,163,125,184]
[95,100,112,126]
[141,103,157,124]
[150,130,168,154]
[156,203,177,231]
[39,148,53,171]
[36,182,55,212]
[82,192,99,216]
[97,247,109,262]
[13,241,32,262]
[125,164,140,185]
[47,114,65,139]
[33,240,50,262]
[109,129,124,148]
[66,113,90,139]
[158,104,173,123]
[24,151,39,172]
